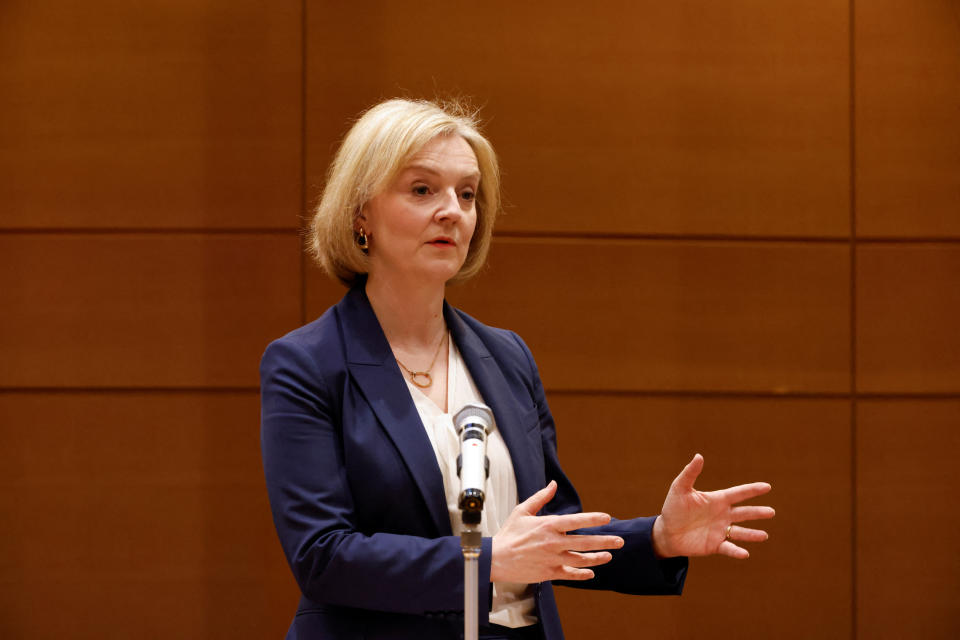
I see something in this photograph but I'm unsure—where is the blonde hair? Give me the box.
[309,98,501,287]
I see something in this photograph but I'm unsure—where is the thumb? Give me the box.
[672,453,704,492]
[517,480,558,516]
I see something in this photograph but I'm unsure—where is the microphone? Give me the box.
[453,402,493,526]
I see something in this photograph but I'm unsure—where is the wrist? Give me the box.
[489,536,503,582]
[652,515,673,558]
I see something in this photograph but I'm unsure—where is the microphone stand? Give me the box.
[454,403,492,640]
[460,506,482,640]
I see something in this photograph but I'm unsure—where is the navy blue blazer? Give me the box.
[260,286,687,640]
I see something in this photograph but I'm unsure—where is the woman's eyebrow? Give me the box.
[402,164,480,181]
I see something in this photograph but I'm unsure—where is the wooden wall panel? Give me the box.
[549,395,851,639]
[306,0,850,238]
[856,0,960,237]
[857,245,960,393]
[0,392,298,639]
[0,1,302,230]
[0,234,301,388]
[857,400,960,639]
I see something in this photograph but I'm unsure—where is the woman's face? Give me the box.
[361,134,480,287]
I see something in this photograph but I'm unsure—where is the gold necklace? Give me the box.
[395,330,447,388]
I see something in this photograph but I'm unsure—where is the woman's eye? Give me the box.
[461,190,475,201]
[412,185,430,196]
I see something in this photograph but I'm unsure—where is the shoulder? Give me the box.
[259,300,347,382]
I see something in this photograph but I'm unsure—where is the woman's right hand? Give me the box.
[490,480,624,583]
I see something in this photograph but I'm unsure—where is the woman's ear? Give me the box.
[353,208,370,254]
[353,208,368,232]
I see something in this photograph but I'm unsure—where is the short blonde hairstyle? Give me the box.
[309,98,501,287]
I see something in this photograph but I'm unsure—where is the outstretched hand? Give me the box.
[652,454,774,559]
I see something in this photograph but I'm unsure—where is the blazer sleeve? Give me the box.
[510,332,689,595]
[260,337,493,620]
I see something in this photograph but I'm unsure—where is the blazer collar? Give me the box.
[337,286,540,533]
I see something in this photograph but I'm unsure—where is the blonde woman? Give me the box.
[260,98,774,640]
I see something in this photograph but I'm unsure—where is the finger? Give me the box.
[517,480,558,516]
[727,525,769,543]
[730,505,776,522]
[555,565,595,581]
[563,534,624,552]
[548,511,613,532]
[562,550,613,568]
[716,540,749,560]
[721,482,772,504]
[671,453,704,492]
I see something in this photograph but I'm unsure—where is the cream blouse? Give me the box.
[403,334,537,628]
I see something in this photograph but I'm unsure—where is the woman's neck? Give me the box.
[365,273,447,349]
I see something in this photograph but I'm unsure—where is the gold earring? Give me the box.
[356,227,368,254]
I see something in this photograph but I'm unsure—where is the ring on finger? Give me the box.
[725,525,733,540]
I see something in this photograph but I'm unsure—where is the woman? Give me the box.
[260,98,774,640]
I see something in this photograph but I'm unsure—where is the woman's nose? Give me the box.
[435,188,464,221]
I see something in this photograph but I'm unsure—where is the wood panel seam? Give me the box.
[849,0,859,636]
[299,0,308,327]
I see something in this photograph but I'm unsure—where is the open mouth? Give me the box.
[428,238,455,247]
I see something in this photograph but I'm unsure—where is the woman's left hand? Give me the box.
[652,454,775,559]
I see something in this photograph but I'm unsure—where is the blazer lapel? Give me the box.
[337,287,451,536]
[445,304,542,502]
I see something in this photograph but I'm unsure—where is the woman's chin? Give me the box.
[369,255,464,286]
[418,257,466,284]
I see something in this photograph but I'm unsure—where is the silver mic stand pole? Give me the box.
[454,402,492,640]
[461,505,483,640]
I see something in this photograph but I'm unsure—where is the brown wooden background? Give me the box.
[2,1,958,638]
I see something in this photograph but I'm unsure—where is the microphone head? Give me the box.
[453,402,493,434]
